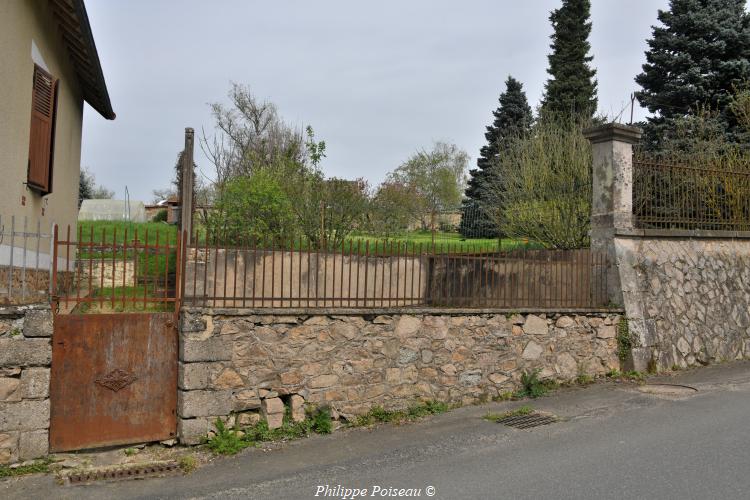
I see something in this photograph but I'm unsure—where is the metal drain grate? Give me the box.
[497,412,557,429]
[64,461,180,485]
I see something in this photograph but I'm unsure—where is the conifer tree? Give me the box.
[460,76,532,238]
[540,0,597,118]
[635,0,750,149]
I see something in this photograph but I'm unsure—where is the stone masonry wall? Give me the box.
[615,237,750,371]
[178,309,621,444]
[0,305,52,464]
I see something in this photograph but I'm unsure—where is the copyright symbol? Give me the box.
[426,485,436,496]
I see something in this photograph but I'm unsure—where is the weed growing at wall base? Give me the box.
[515,369,558,398]
[0,458,52,478]
[352,400,450,427]
[206,406,334,456]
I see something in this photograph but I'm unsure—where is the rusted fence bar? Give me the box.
[633,156,750,231]
[51,225,181,314]
[181,235,611,310]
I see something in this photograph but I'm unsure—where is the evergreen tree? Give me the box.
[460,76,532,238]
[539,0,597,117]
[635,0,750,149]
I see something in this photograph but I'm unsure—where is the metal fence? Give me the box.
[52,225,181,314]
[0,216,54,304]
[633,157,750,231]
[182,235,610,310]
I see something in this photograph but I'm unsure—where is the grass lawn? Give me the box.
[75,286,175,314]
[77,220,178,246]
[347,231,538,253]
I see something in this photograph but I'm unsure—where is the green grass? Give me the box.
[352,400,451,427]
[484,405,534,422]
[0,458,52,478]
[70,222,177,310]
[74,286,174,314]
[77,221,178,246]
[347,231,538,254]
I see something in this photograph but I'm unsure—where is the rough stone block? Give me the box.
[178,362,213,390]
[0,377,21,402]
[178,417,212,445]
[236,412,261,427]
[0,432,19,465]
[522,340,544,360]
[597,325,616,339]
[261,397,285,415]
[395,316,421,338]
[0,339,51,367]
[523,315,548,336]
[19,430,48,460]
[309,374,338,388]
[19,368,49,399]
[265,412,284,430]
[180,338,231,362]
[212,368,245,389]
[290,394,306,422]
[232,389,261,411]
[178,390,232,418]
[181,312,207,333]
[22,310,52,338]
[0,400,50,431]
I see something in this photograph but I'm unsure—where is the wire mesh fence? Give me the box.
[0,215,54,305]
[633,156,750,231]
[182,231,611,310]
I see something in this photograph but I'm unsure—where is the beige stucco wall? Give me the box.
[0,0,85,252]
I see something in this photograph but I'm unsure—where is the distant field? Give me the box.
[347,231,536,253]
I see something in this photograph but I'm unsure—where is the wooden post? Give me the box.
[181,128,195,243]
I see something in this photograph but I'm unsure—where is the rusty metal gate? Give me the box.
[49,226,184,452]
[49,313,177,451]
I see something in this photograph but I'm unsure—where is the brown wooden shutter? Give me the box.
[27,64,58,194]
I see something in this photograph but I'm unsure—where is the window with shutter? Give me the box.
[27,64,58,194]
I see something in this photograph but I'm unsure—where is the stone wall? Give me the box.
[178,308,621,444]
[615,237,750,371]
[0,305,52,464]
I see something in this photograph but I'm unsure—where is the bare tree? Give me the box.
[200,83,305,191]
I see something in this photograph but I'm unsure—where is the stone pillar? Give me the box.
[583,123,642,305]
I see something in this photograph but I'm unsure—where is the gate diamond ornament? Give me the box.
[95,368,137,392]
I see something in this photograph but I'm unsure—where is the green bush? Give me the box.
[208,170,295,244]
[153,209,168,222]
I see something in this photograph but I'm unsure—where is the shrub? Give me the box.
[483,114,593,249]
[153,208,168,222]
[208,170,295,244]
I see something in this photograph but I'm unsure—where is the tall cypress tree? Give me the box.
[540,0,597,117]
[460,76,532,238]
[635,0,750,149]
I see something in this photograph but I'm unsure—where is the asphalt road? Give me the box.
[5,361,750,500]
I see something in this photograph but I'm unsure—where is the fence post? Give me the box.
[583,123,642,306]
[180,127,195,243]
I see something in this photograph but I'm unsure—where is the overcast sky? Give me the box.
[81,0,670,202]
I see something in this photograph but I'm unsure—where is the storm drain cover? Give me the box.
[497,412,558,429]
[637,384,697,398]
[62,461,180,485]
